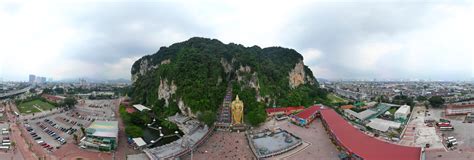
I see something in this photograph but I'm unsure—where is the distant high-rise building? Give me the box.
[37,76,46,83]
[29,74,36,84]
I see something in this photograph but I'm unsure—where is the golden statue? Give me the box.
[231,95,244,125]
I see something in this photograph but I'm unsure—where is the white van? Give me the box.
[451,141,458,146]
[2,142,11,146]
[447,136,455,140]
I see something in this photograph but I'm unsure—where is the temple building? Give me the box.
[291,105,322,126]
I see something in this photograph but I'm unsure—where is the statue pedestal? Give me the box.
[231,124,247,132]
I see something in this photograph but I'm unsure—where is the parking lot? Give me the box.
[399,106,444,149]
[21,99,118,153]
[0,123,11,151]
[427,108,474,152]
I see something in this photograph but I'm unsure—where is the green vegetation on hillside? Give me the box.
[131,37,328,126]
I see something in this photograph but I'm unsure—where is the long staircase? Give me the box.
[215,84,233,131]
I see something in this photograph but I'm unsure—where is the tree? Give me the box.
[246,103,267,126]
[416,96,427,102]
[73,134,79,144]
[64,97,78,108]
[125,125,143,138]
[198,110,216,126]
[42,88,53,94]
[80,127,85,136]
[54,88,64,94]
[429,96,445,108]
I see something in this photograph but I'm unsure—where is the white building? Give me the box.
[133,104,151,112]
[394,105,411,120]
[367,118,401,132]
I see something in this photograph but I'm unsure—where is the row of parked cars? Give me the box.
[25,124,42,141]
[1,131,11,150]
[51,118,79,135]
[62,117,85,127]
[446,136,458,149]
[38,120,67,145]
[25,124,54,151]
[36,140,54,151]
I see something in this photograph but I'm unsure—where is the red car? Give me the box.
[43,144,50,148]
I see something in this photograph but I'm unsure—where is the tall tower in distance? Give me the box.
[29,74,36,84]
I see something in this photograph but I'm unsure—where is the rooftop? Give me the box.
[294,105,321,120]
[320,109,421,160]
[366,118,401,132]
[132,137,147,147]
[86,121,119,138]
[447,104,474,109]
[395,105,411,114]
[344,109,377,120]
[265,106,304,115]
[133,104,151,112]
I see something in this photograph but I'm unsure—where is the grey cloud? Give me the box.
[60,2,210,63]
[284,2,469,80]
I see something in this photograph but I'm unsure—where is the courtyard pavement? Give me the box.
[181,132,254,160]
[399,106,444,150]
[265,118,339,160]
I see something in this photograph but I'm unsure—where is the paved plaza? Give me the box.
[249,129,302,158]
[182,132,254,160]
[429,108,474,151]
[400,106,444,149]
[258,118,339,160]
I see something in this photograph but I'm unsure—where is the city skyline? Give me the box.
[0,1,473,81]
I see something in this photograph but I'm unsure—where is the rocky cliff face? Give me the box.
[131,37,320,117]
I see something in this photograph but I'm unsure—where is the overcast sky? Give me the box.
[0,0,473,81]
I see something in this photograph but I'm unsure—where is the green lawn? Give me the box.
[18,99,56,114]
[327,94,348,104]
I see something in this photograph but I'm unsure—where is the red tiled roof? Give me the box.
[265,106,304,114]
[266,108,287,113]
[320,109,421,160]
[42,94,64,101]
[340,105,355,109]
[294,105,321,120]
[447,104,474,109]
